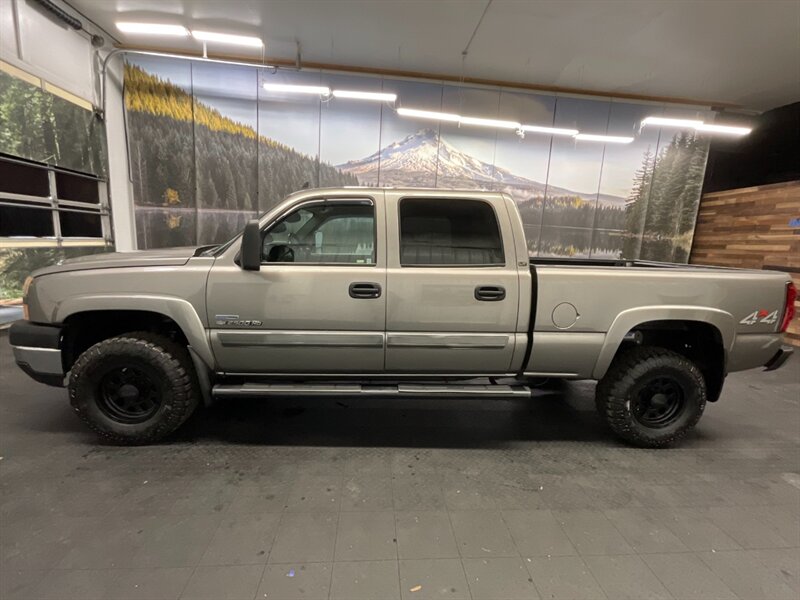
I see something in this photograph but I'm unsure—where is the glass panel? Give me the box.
[193,62,258,247]
[0,70,107,176]
[593,101,657,258]
[263,203,375,264]
[125,56,196,212]
[494,90,556,228]
[135,207,196,249]
[59,210,102,237]
[538,226,593,258]
[437,86,499,190]
[198,210,256,247]
[0,246,112,300]
[640,129,711,262]
[258,70,323,212]
[541,96,611,232]
[377,78,444,188]
[400,198,503,266]
[0,204,54,236]
[627,106,713,262]
[319,73,382,187]
[0,158,50,196]
[55,171,100,204]
[591,228,625,258]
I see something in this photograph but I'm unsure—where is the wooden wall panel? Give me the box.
[690,180,800,347]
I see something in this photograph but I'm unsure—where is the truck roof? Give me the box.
[286,186,508,198]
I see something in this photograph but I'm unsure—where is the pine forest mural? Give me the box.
[124,56,711,261]
[0,70,106,176]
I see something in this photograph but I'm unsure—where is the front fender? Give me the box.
[54,294,215,369]
[592,305,735,379]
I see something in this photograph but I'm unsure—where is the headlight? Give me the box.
[22,276,33,321]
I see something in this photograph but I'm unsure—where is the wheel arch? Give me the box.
[593,307,734,403]
[57,295,214,372]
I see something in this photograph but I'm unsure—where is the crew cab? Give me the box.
[9,188,795,447]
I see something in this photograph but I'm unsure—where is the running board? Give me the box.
[212,382,532,399]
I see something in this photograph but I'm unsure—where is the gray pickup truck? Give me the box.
[10,188,795,447]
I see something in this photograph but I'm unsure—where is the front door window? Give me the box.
[262,202,375,265]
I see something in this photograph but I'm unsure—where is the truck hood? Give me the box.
[32,247,201,277]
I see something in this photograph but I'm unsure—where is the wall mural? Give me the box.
[0,67,110,302]
[124,56,711,261]
[0,69,106,176]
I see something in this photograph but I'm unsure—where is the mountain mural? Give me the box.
[121,59,708,262]
[337,128,625,207]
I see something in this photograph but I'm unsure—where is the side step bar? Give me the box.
[212,382,532,399]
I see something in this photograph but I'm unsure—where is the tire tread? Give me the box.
[68,331,199,445]
[596,346,706,448]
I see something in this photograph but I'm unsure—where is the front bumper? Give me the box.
[764,345,794,371]
[8,321,65,387]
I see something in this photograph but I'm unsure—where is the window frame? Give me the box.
[259,197,378,267]
[0,154,111,249]
[397,196,506,268]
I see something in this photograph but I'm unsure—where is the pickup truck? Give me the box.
[9,187,795,447]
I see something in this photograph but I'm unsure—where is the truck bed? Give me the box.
[530,257,729,269]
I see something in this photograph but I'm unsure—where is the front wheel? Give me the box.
[68,332,200,445]
[595,346,706,448]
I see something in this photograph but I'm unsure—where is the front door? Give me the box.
[206,194,386,373]
[384,192,521,374]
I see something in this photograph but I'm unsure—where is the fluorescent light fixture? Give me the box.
[520,124,579,136]
[575,133,634,144]
[398,107,584,136]
[116,22,189,36]
[641,116,704,129]
[696,123,752,135]
[642,116,752,136]
[397,107,461,122]
[191,30,263,47]
[459,116,521,130]
[331,90,397,102]
[263,83,331,95]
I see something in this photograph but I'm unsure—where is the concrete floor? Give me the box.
[1,333,798,600]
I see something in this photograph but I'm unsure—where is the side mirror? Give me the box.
[240,220,261,271]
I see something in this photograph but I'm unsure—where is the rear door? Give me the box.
[384,192,521,374]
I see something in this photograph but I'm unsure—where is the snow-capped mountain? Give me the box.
[336,128,625,206]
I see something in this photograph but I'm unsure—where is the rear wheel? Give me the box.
[68,332,199,444]
[595,346,706,448]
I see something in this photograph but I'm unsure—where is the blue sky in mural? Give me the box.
[128,55,193,93]
[493,90,555,183]
[193,61,258,129]
[600,101,663,199]
[319,72,383,172]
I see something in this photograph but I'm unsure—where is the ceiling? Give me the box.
[68,0,800,111]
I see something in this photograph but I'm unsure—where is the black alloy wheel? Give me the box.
[97,365,163,424]
[632,376,685,429]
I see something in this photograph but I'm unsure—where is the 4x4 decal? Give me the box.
[740,309,778,326]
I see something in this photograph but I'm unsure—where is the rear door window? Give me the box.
[399,198,504,266]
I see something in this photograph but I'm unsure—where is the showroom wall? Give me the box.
[125,55,713,261]
[691,102,800,347]
[690,181,799,346]
[0,0,112,300]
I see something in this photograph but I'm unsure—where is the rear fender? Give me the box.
[592,306,735,379]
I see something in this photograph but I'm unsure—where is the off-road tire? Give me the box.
[68,331,200,445]
[595,346,706,448]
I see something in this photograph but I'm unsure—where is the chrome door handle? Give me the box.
[349,282,382,299]
[474,285,506,301]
